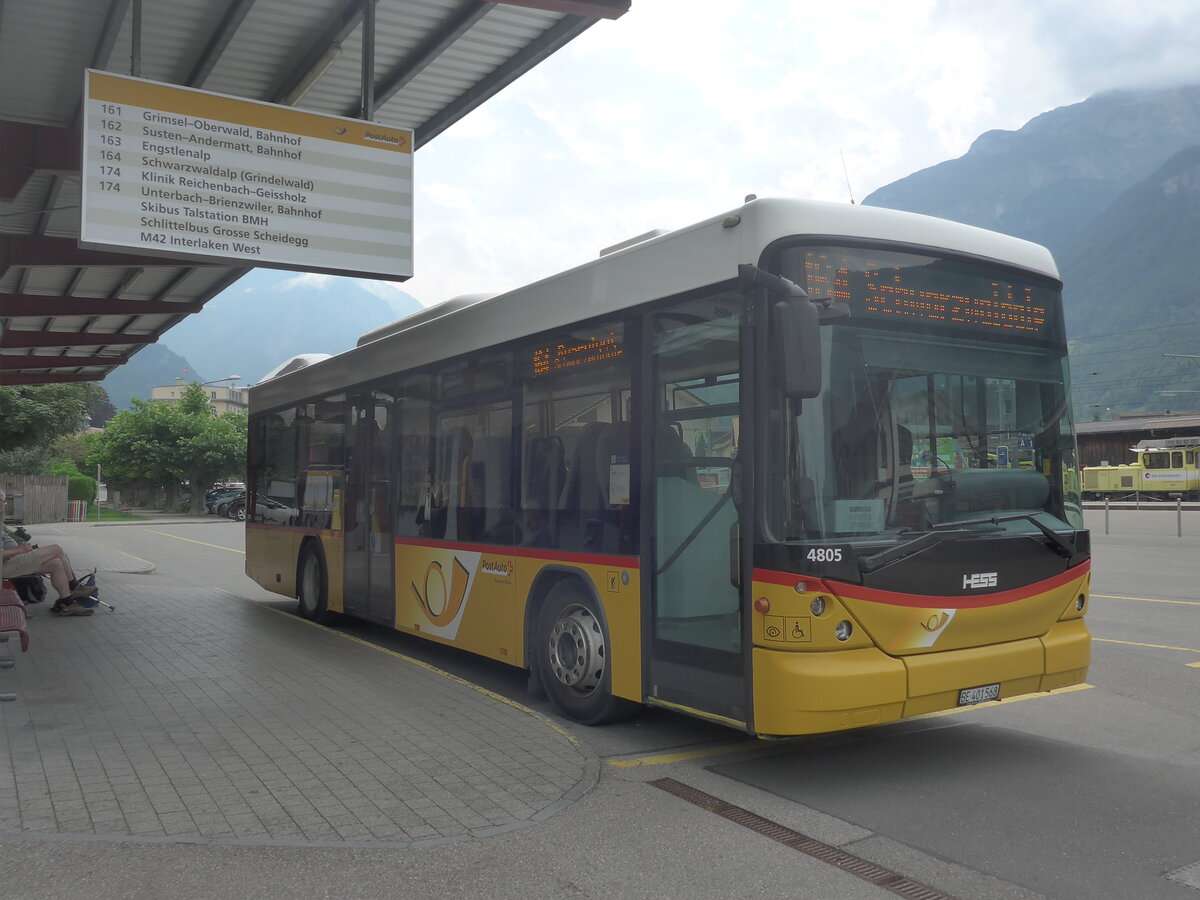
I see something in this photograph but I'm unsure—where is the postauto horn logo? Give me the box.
[412,557,469,627]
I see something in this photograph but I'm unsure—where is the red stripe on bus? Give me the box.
[395,537,639,570]
[246,523,342,537]
[830,561,1090,609]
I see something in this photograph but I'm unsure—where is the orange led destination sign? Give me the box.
[531,334,624,377]
[80,70,413,280]
[803,249,1054,337]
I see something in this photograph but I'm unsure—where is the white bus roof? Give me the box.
[250,197,1059,414]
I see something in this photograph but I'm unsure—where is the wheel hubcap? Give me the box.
[547,603,604,694]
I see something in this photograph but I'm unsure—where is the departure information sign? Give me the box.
[799,246,1057,338]
[81,70,413,280]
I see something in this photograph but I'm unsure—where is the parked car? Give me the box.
[225,497,246,521]
[205,487,242,515]
[214,490,245,518]
[254,496,296,525]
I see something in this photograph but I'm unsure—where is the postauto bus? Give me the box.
[246,198,1090,736]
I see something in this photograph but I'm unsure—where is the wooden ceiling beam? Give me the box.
[0,292,198,317]
[2,371,109,385]
[0,354,128,370]
[0,235,221,269]
[481,0,629,19]
[0,330,156,349]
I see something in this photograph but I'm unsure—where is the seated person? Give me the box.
[520,507,553,548]
[1,489,97,616]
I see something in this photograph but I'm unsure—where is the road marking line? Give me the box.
[607,741,763,768]
[1092,593,1200,607]
[1094,637,1200,656]
[147,529,245,554]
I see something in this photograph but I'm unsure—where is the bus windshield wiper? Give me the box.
[930,513,1077,559]
[858,526,1000,574]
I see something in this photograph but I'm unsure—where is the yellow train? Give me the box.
[1082,438,1200,500]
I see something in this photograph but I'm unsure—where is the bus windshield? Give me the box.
[769,244,1083,544]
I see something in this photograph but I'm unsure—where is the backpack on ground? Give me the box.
[51,570,112,616]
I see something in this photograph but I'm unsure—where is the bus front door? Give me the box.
[648,296,748,729]
[343,391,395,623]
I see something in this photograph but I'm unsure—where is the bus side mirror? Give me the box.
[772,298,822,399]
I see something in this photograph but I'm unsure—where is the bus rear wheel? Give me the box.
[536,581,635,725]
[297,544,337,625]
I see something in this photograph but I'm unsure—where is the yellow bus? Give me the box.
[246,197,1091,736]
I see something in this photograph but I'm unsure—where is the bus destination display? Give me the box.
[81,70,413,280]
[530,334,623,377]
[803,248,1052,336]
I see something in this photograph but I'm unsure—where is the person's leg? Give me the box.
[35,544,77,585]
[41,555,72,598]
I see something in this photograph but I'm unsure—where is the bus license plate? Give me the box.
[958,683,1000,706]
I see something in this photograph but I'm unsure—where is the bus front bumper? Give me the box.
[751,618,1091,737]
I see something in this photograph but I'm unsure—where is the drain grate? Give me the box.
[649,777,956,900]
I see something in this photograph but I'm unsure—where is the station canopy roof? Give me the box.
[0,0,628,385]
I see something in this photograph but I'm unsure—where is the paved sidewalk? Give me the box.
[0,548,594,848]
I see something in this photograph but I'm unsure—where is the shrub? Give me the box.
[68,473,97,503]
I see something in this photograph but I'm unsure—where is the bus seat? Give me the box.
[557,421,610,550]
[471,435,513,543]
[558,421,609,517]
[524,436,566,511]
[657,423,697,483]
[440,426,474,539]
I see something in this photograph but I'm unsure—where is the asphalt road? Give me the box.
[8,507,1198,900]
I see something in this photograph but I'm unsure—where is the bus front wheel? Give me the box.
[536,581,634,725]
[297,544,337,625]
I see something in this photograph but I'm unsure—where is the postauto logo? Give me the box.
[481,557,514,578]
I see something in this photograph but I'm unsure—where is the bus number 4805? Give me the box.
[807,548,843,563]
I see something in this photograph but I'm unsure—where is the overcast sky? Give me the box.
[288,0,1200,311]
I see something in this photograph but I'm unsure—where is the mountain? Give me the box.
[155,271,422,388]
[864,85,1200,255]
[1056,146,1200,413]
[100,343,205,409]
[863,84,1200,417]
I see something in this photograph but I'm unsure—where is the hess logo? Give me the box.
[963,572,998,590]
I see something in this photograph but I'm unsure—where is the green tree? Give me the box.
[0,383,106,452]
[48,433,92,472]
[88,383,246,515]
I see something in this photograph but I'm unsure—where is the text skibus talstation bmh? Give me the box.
[245,197,1091,736]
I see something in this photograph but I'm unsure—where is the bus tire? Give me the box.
[297,543,337,625]
[535,580,635,725]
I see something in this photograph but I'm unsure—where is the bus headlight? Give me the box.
[835,620,853,641]
[810,596,827,617]
[1076,594,1086,611]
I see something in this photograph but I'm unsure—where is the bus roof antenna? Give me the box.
[840,150,855,204]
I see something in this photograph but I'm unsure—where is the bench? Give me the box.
[1,584,29,700]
